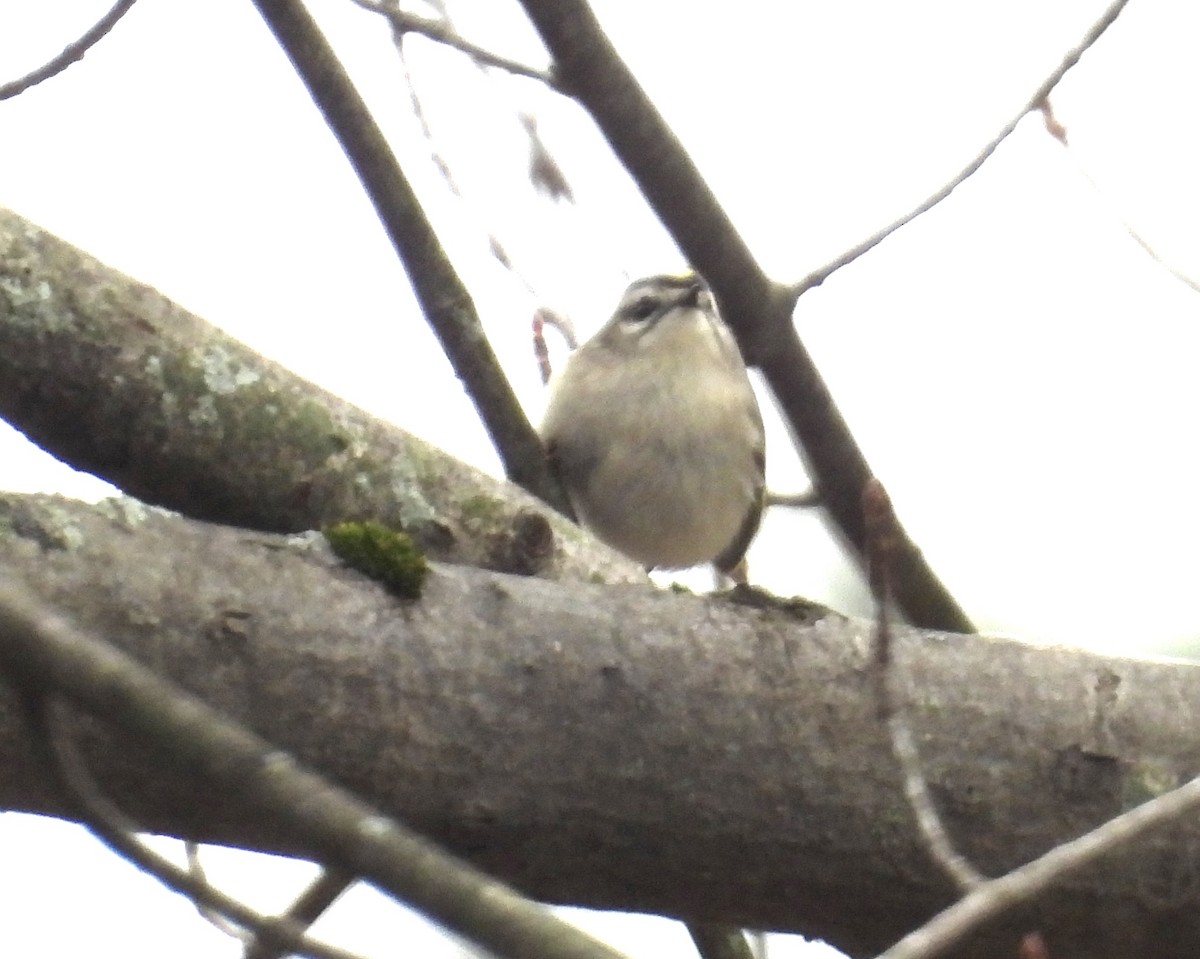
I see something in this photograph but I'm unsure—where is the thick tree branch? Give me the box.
[514,0,971,633]
[0,206,639,586]
[2,492,1200,958]
[248,0,569,514]
[0,573,628,959]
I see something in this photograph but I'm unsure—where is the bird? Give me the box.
[540,273,765,580]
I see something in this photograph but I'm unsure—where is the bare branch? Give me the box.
[347,0,560,90]
[249,0,571,515]
[515,0,973,632]
[793,0,1133,297]
[18,694,364,959]
[0,582,631,959]
[0,0,137,101]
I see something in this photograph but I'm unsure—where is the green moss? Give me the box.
[324,521,428,600]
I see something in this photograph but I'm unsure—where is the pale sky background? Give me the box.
[1,0,1199,956]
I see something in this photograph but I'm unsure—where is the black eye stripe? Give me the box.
[616,277,711,328]
[624,295,659,321]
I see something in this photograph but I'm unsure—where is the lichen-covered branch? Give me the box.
[0,206,639,586]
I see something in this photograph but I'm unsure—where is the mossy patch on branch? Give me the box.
[324,520,428,600]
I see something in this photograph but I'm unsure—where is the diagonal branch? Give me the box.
[0,0,138,101]
[249,0,570,515]
[794,0,1133,297]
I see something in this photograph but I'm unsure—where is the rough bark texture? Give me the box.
[2,492,1199,959]
[0,206,639,586]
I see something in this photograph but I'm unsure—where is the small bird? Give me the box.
[540,274,765,579]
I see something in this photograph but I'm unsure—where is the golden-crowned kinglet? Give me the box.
[541,274,765,577]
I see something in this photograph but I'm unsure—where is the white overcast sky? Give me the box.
[1,1,1199,957]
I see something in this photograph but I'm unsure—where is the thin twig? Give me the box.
[243,869,356,959]
[347,0,560,90]
[1039,99,1200,296]
[864,479,984,893]
[18,693,364,959]
[878,769,1200,959]
[384,7,537,298]
[373,0,577,382]
[533,306,579,383]
[0,582,629,959]
[793,0,1133,297]
[187,841,254,942]
[0,0,138,101]
[252,0,572,516]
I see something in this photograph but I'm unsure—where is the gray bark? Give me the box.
[0,205,639,586]
[2,492,1199,959]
